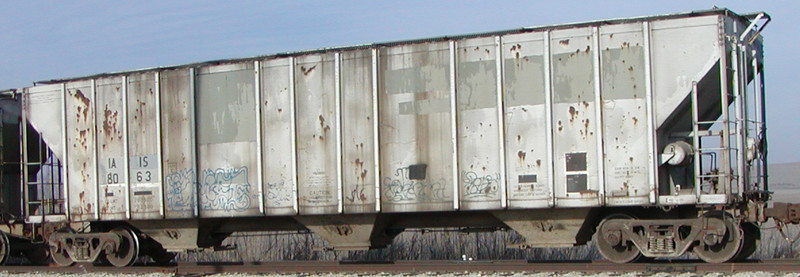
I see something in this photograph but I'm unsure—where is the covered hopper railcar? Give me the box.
[0,8,793,266]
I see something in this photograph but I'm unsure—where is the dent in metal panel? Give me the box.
[95,77,128,220]
[295,54,339,215]
[26,85,64,161]
[379,42,454,212]
[160,69,197,218]
[341,50,377,214]
[456,37,501,210]
[550,28,600,206]
[127,73,163,218]
[260,58,296,215]
[196,63,260,217]
[65,81,97,221]
[599,24,650,205]
[501,32,551,208]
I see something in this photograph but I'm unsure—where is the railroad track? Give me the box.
[0,260,798,275]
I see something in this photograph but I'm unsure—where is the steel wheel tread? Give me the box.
[106,227,139,267]
[693,212,743,263]
[0,232,9,265]
[49,228,75,267]
[595,214,642,264]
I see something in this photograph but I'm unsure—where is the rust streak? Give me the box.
[301,65,317,76]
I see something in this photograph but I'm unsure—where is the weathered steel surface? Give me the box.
[599,23,651,206]
[95,76,128,220]
[65,80,97,221]
[24,85,64,161]
[550,27,601,207]
[651,16,722,205]
[340,50,377,214]
[260,58,297,215]
[456,36,503,210]
[126,73,162,219]
[502,31,551,209]
[295,54,339,215]
[159,69,196,218]
[196,63,259,217]
[21,10,764,224]
[378,42,455,212]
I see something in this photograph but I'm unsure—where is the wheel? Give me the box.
[734,222,760,261]
[106,227,139,267]
[595,214,642,263]
[693,212,743,263]
[0,232,10,265]
[49,228,75,267]
[22,244,51,265]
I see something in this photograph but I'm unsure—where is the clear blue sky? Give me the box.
[1,1,798,163]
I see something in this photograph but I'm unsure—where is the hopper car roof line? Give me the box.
[33,8,764,86]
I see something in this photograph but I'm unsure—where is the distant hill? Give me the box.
[768,162,800,187]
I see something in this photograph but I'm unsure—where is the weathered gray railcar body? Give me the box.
[20,9,772,261]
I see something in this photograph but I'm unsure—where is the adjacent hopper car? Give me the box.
[0,8,795,266]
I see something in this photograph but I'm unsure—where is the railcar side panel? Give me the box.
[599,23,652,206]
[24,85,66,222]
[650,16,721,129]
[295,54,339,215]
[260,58,298,215]
[196,63,260,217]
[25,85,65,162]
[341,50,378,213]
[65,80,98,221]
[379,42,455,212]
[501,31,552,208]
[455,36,503,210]
[160,69,197,218]
[95,76,128,220]
[550,27,602,207]
[127,73,163,219]
[651,16,721,205]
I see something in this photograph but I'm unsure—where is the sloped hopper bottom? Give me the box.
[294,214,394,251]
[492,208,593,247]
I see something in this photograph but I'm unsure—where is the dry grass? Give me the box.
[178,228,597,262]
[175,223,800,262]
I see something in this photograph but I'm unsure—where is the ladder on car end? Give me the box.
[689,17,769,204]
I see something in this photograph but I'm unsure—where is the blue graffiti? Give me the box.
[164,168,196,212]
[200,167,253,212]
[383,167,447,202]
[266,180,293,206]
[462,171,500,198]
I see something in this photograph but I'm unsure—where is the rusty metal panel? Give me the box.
[160,69,197,218]
[455,37,502,210]
[260,58,297,215]
[65,80,97,221]
[196,63,260,217]
[295,54,339,215]
[95,77,128,220]
[501,31,552,208]
[599,23,651,206]
[550,27,601,207]
[127,73,163,219]
[340,50,377,213]
[379,42,454,212]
